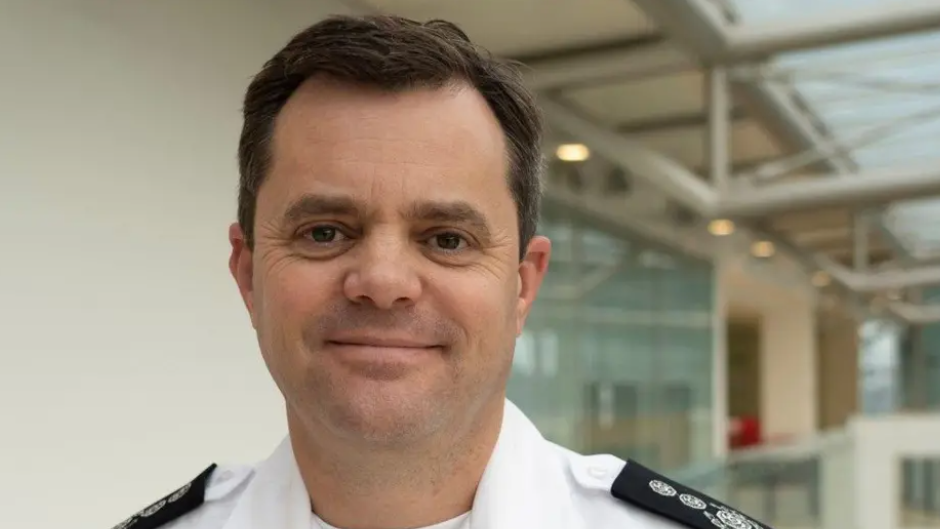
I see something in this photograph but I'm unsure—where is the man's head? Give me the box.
[229,15,551,448]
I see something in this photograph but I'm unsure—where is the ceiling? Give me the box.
[356,0,890,269]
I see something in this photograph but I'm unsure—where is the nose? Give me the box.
[343,234,422,310]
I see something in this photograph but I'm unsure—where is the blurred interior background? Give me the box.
[4,1,940,528]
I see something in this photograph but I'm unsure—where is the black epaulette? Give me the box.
[109,464,217,529]
[611,460,773,529]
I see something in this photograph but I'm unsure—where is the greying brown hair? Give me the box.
[237,14,544,258]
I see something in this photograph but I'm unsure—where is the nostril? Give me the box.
[342,266,422,309]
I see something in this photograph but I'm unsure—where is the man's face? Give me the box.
[229,78,550,446]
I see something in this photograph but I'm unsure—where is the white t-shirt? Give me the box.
[312,511,470,529]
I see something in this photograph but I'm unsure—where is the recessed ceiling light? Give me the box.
[556,143,590,162]
[751,240,775,258]
[708,219,735,236]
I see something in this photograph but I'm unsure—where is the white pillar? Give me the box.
[760,302,819,439]
[711,260,730,460]
[817,313,859,428]
[721,258,820,441]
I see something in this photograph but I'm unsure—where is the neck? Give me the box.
[288,399,504,529]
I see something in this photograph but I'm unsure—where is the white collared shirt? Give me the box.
[161,401,684,529]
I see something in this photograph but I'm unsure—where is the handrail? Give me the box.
[670,459,728,486]
[668,427,853,528]
[727,428,850,464]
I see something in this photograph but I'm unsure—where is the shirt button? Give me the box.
[588,466,610,479]
[216,470,234,483]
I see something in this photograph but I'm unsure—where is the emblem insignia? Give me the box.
[108,464,217,529]
[713,506,758,529]
[111,519,135,529]
[679,493,707,510]
[611,460,767,529]
[649,479,677,497]
[138,499,166,517]
[167,482,192,503]
[703,506,758,529]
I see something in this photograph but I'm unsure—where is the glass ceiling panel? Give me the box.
[729,0,919,23]
[754,26,940,255]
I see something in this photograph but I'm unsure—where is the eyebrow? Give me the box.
[408,200,493,242]
[282,194,361,226]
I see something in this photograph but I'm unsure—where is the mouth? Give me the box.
[327,338,437,349]
[323,336,442,375]
[324,334,444,358]
[325,335,441,349]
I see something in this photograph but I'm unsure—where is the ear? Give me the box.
[228,223,257,328]
[516,235,551,335]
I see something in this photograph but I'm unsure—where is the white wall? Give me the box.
[0,1,354,527]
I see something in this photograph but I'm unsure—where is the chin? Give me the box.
[324,385,452,446]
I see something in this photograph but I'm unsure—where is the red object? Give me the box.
[728,416,761,449]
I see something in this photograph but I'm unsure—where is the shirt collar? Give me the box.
[467,400,583,529]
[220,436,310,529]
[221,400,584,529]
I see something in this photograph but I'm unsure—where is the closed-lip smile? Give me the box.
[325,335,439,349]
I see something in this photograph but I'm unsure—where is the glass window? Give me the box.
[508,206,716,472]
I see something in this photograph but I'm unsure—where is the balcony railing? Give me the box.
[672,414,940,529]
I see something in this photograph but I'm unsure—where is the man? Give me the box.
[111,14,771,529]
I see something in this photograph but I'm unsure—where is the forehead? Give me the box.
[261,77,513,220]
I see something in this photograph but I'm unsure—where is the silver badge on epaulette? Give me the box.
[648,479,677,497]
[139,499,166,518]
[111,517,136,529]
[679,493,707,510]
[167,482,192,503]
[704,504,758,529]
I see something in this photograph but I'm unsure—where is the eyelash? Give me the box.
[298,224,472,254]
[427,231,470,254]
[300,224,351,246]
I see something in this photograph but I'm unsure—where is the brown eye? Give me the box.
[304,225,345,244]
[430,233,467,252]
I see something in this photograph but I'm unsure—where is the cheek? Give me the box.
[257,258,337,330]
[431,268,518,346]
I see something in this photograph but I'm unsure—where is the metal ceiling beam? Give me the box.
[542,93,940,318]
[542,98,940,219]
[542,185,714,261]
[625,0,940,324]
[845,265,940,293]
[889,301,940,325]
[792,248,940,322]
[633,0,940,64]
[811,249,940,292]
[632,0,854,171]
[734,81,853,177]
[726,15,919,263]
[630,0,920,254]
[522,41,691,91]
[872,212,918,263]
[727,1,940,63]
[718,166,940,218]
[707,66,732,191]
[628,0,728,61]
[540,97,718,215]
[616,107,746,136]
